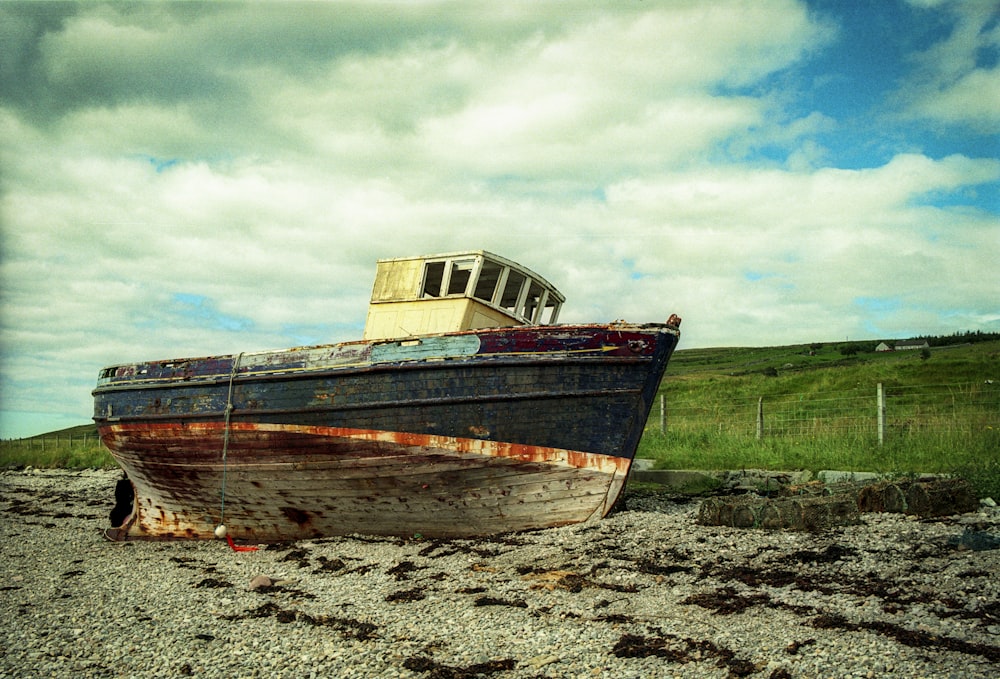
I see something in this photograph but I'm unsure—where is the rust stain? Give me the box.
[281,507,311,526]
[105,420,630,473]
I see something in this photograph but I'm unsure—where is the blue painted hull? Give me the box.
[93,323,680,540]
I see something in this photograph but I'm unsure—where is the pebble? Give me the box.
[1,468,999,678]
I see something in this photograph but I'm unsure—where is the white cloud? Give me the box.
[0,1,997,437]
[898,1,1000,133]
[599,153,1000,346]
[910,68,1000,132]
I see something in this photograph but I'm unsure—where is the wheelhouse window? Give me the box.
[446,258,476,295]
[415,252,563,325]
[423,257,477,297]
[422,261,446,298]
[523,280,546,322]
[474,259,503,303]
[538,295,561,324]
[499,269,526,315]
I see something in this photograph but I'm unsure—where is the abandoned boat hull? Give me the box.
[99,423,632,540]
[94,323,680,540]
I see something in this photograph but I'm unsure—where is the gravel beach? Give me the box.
[2,468,998,678]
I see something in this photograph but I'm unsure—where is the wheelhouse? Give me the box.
[363,251,564,340]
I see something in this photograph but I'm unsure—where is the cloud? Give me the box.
[897,1,1000,133]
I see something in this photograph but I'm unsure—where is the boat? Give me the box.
[93,250,681,541]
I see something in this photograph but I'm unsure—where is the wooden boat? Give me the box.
[94,251,681,541]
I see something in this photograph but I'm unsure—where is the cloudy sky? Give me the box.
[1,0,998,438]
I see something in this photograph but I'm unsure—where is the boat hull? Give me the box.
[94,323,679,540]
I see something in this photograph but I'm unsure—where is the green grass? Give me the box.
[0,424,114,469]
[640,428,997,474]
[641,339,1000,498]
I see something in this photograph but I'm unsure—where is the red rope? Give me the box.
[226,534,259,552]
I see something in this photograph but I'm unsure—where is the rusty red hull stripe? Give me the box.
[104,421,631,475]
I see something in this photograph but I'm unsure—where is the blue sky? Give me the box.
[1,0,998,438]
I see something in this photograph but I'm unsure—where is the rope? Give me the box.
[219,351,243,527]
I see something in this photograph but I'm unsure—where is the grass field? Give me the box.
[3,338,998,497]
[0,424,111,468]
[639,338,1000,498]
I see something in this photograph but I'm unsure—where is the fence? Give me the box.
[2,434,97,450]
[652,381,999,445]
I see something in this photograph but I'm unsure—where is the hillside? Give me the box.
[665,337,999,380]
[19,423,98,441]
[655,339,1000,425]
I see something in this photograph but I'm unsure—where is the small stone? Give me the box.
[527,654,559,668]
[249,575,272,590]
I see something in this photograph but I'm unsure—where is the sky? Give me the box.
[1,0,998,438]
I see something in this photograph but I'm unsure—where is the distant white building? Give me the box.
[895,339,930,351]
[875,342,892,352]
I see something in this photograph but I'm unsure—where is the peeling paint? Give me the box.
[95,322,679,540]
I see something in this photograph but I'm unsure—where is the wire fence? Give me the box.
[2,434,99,449]
[650,381,999,444]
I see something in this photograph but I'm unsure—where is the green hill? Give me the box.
[661,338,999,397]
[667,336,995,377]
[20,423,98,441]
[641,338,999,497]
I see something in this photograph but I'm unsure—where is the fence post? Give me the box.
[659,394,666,434]
[877,382,885,446]
[756,397,764,440]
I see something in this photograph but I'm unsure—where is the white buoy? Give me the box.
[214,524,227,538]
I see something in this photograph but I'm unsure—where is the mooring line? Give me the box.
[219,351,244,528]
